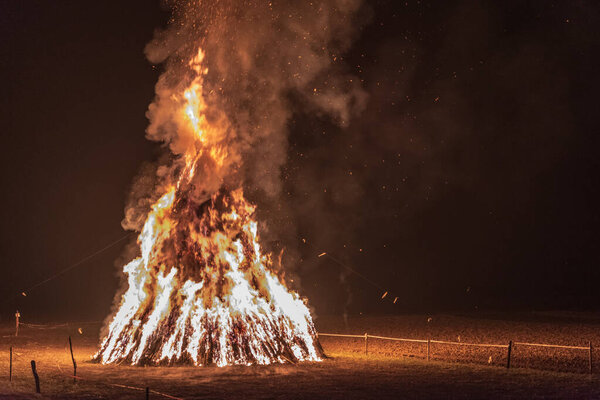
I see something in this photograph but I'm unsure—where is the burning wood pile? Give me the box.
[94,0,363,367]
[94,46,323,366]
[95,185,322,366]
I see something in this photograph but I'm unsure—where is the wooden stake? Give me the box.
[146,386,150,399]
[30,360,40,393]
[506,341,512,369]
[364,333,368,355]
[68,336,77,383]
[589,341,593,375]
[9,347,12,382]
[427,339,431,361]
[15,311,20,337]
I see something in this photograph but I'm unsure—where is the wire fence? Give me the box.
[9,322,596,374]
[20,321,103,329]
[6,320,184,399]
[6,343,182,399]
[53,364,183,400]
[3,321,594,399]
[317,332,594,374]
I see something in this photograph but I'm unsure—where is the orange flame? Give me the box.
[95,48,322,366]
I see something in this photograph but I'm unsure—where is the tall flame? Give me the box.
[95,48,323,366]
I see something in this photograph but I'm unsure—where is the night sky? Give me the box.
[1,1,599,322]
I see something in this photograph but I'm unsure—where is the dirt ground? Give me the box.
[1,313,600,399]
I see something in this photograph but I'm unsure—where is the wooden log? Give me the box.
[68,336,77,383]
[506,341,513,369]
[30,360,40,393]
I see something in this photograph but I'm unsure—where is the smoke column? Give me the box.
[123,0,367,232]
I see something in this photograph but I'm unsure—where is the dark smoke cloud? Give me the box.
[273,0,587,314]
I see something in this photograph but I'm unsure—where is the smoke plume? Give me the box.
[122,0,368,234]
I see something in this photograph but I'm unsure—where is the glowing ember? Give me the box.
[94,46,323,366]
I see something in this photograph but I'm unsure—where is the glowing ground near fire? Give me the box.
[2,315,600,399]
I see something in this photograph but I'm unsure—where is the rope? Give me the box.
[54,364,183,400]
[513,341,589,350]
[369,334,428,344]
[307,244,399,304]
[319,333,570,349]
[318,333,365,338]
[430,339,507,348]
[5,233,134,303]
[20,321,103,329]
[21,323,69,329]
[318,252,386,292]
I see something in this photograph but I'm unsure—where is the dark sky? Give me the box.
[1,1,599,322]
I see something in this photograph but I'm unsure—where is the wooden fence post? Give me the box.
[506,341,513,369]
[146,386,150,399]
[15,311,20,337]
[30,360,40,393]
[68,336,77,383]
[589,342,593,375]
[9,347,12,382]
[427,339,431,361]
[364,333,368,355]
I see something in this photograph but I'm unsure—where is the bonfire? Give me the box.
[94,47,323,367]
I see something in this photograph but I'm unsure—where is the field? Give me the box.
[1,313,600,399]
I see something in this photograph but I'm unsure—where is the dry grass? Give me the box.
[0,313,599,399]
